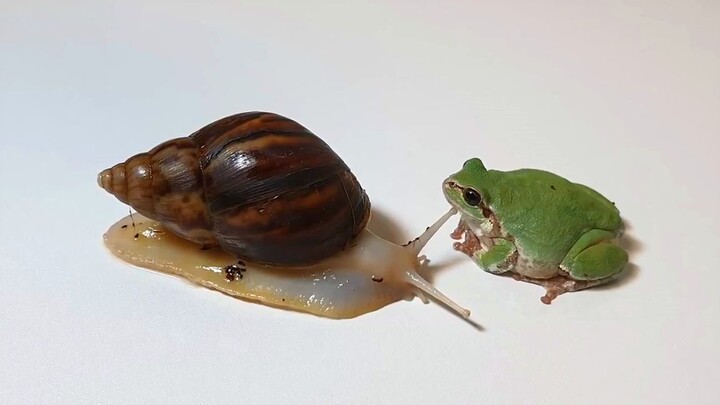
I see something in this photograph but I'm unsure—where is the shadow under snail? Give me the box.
[98,111,469,319]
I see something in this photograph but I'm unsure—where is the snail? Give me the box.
[98,111,469,319]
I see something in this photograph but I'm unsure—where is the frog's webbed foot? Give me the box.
[451,220,482,257]
[450,218,467,240]
[511,274,614,304]
[224,260,247,282]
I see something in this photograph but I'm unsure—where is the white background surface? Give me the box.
[1,1,719,404]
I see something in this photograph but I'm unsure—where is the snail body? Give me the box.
[103,209,460,319]
[99,112,469,319]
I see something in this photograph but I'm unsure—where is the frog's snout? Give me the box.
[442,180,460,206]
[443,179,457,189]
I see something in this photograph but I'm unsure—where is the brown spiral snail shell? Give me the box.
[98,111,370,266]
[98,112,469,319]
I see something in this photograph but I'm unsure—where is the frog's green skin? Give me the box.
[443,158,628,303]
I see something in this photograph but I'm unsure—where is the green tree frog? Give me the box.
[443,158,628,304]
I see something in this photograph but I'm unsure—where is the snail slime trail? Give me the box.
[99,112,470,319]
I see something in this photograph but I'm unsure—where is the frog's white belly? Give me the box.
[512,254,560,279]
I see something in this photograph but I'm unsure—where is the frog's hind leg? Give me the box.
[560,229,628,279]
[519,229,628,304]
[512,273,617,304]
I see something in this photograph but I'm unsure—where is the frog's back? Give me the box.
[484,168,621,263]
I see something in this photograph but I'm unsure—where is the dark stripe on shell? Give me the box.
[191,112,305,156]
[198,129,313,169]
[208,162,346,214]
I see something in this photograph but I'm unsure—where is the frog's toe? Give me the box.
[513,273,618,304]
[567,242,628,281]
[512,274,576,304]
[452,226,482,257]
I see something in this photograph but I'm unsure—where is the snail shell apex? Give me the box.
[98,111,371,266]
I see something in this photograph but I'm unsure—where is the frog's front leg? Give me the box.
[451,220,482,257]
[477,239,518,274]
[451,221,517,273]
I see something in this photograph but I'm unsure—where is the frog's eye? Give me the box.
[462,188,482,206]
